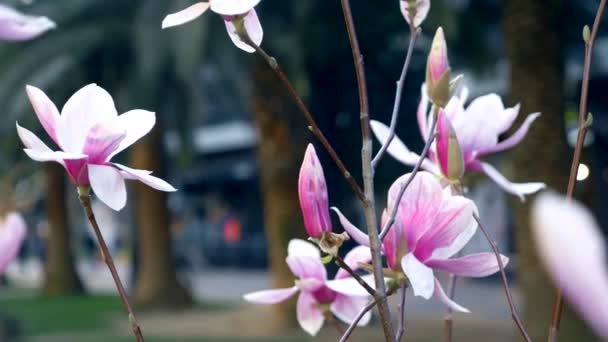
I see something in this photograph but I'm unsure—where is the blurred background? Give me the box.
[0,0,606,341]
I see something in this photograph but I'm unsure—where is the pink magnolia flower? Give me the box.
[161,0,263,53]
[298,144,331,238]
[532,192,608,339]
[371,86,545,200]
[16,84,176,211]
[436,108,464,181]
[334,171,508,312]
[0,4,55,41]
[244,239,372,336]
[400,0,430,28]
[0,212,26,274]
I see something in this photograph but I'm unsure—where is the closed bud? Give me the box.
[436,109,464,181]
[426,27,451,107]
[298,144,332,238]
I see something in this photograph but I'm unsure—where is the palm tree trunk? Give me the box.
[43,163,83,296]
[505,0,596,339]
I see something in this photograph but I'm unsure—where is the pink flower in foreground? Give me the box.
[161,0,263,53]
[334,172,508,312]
[298,144,332,238]
[400,0,430,28]
[371,86,545,200]
[0,4,55,41]
[532,192,608,339]
[17,84,176,211]
[0,212,26,274]
[244,239,372,336]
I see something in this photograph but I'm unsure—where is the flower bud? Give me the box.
[400,0,430,28]
[426,27,451,107]
[298,144,332,238]
[436,109,464,181]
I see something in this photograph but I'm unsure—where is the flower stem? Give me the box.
[550,1,607,340]
[338,0,394,340]
[77,187,144,342]
[395,281,408,341]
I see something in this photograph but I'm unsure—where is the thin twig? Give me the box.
[550,1,607,340]
[372,25,420,168]
[338,0,394,340]
[340,285,400,342]
[395,281,408,341]
[245,37,366,202]
[335,255,376,296]
[78,187,144,342]
[326,311,346,336]
[473,214,531,342]
[379,112,438,240]
[444,274,457,342]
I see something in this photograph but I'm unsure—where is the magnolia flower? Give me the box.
[244,239,372,336]
[0,4,55,41]
[0,212,26,274]
[371,86,545,200]
[532,192,608,339]
[436,108,464,181]
[162,0,263,53]
[334,171,508,312]
[298,144,331,238]
[400,0,430,28]
[17,84,176,211]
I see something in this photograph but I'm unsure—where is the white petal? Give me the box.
[478,162,545,201]
[16,122,52,152]
[401,253,434,299]
[0,212,27,273]
[89,164,126,211]
[58,84,118,152]
[296,292,324,336]
[0,5,55,41]
[113,163,177,192]
[286,255,326,282]
[162,2,210,29]
[326,275,376,297]
[210,0,260,15]
[224,9,263,53]
[371,120,435,169]
[331,294,371,326]
[433,277,470,313]
[109,110,156,159]
[287,238,320,259]
[243,286,298,304]
[23,149,85,163]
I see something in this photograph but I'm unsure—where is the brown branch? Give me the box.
[335,255,376,296]
[338,0,394,340]
[78,187,144,342]
[550,1,607,340]
[395,281,408,341]
[246,38,366,202]
[473,214,531,342]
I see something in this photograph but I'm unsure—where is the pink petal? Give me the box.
[287,238,320,258]
[210,0,260,15]
[330,294,371,326]
[370,120,438,173]
[433,277,470,313]
[298,144,332,238]
[388,172,443,251]
[224,9,263,53]
[287,255,326,283]
[0,212,27,274]
[532,192,608,338]
[382,208,406,271]
[400,0,430,28]
[243,286,298,304]
[427,253,508,278]
[113,163,177,192]
[401,253,434,299]
[477,112,541,157]
[0,5,55,41]
[297,292,325,336]
[82,119,126,164]
[25,85,61,146]
[416,195,476,261]
[326,275,376,297]
[58,84,118,153]
[161,2,210,29]
[88,164,126,211]
[436,108,464,179]
[474,161,545,201]
[108,110,156,159]
[335,246,372,279]
[416,85,430,141]
[330,207,369,247]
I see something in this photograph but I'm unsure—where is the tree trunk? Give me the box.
[504,0,596,339]
[43,163,83,296]
[131,125,191,309]
[252,58,307,331]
